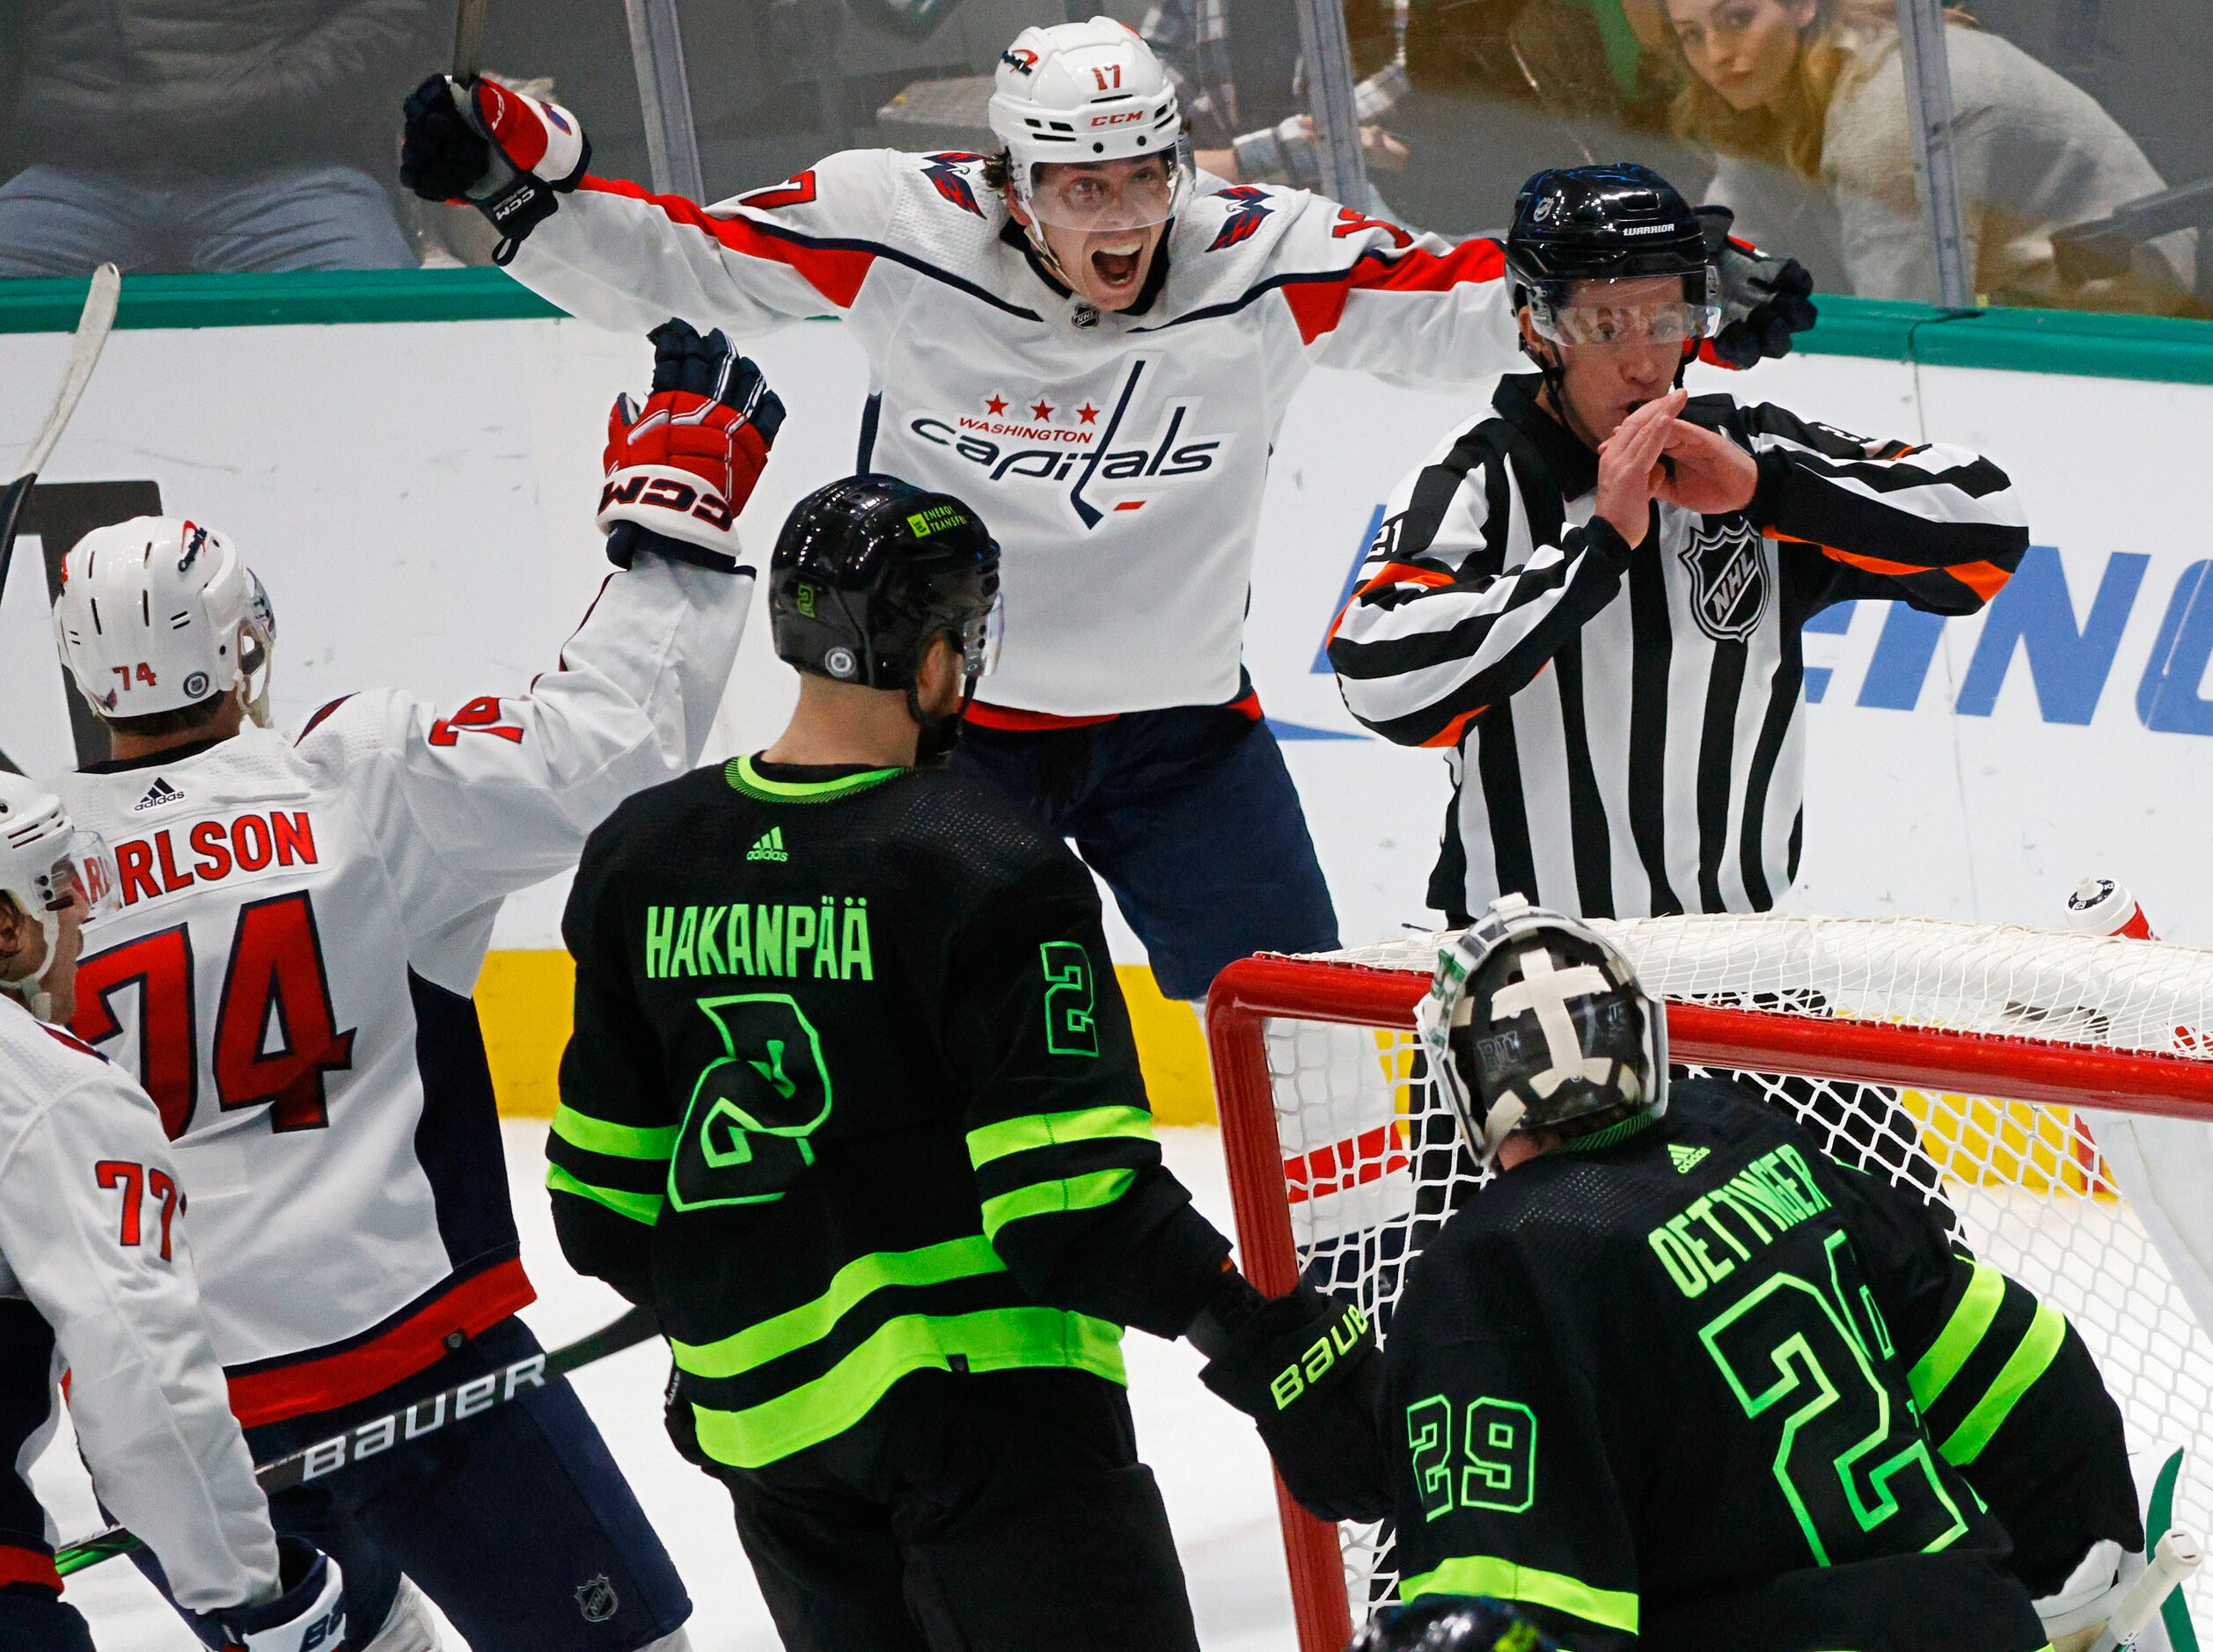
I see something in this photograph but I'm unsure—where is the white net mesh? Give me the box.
[1242,916,2213,1630]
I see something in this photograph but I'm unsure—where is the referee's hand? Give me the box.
[1595,390,1685,547]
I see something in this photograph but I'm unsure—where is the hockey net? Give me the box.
[1204,915,2213,1652]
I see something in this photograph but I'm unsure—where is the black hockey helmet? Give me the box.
[1506,164,1718,350]
[1418,894,1667,1165]
[768,475,1000,691]
[1350,1596,1553,1652]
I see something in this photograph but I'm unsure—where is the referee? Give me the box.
[1329,164,2029,925]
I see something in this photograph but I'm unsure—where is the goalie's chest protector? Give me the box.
[53,736,523,1423]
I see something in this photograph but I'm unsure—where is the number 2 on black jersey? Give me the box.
[1697,1231,1967,1564]
[74,891,356,1139]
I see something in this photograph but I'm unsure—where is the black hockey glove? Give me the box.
[210,1539,345,1652]
[1192,1276,1391,1524]
[401,75,590,259]
[1697,205,1819,369]
[598,319,785,574]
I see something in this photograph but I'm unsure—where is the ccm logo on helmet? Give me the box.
[1089,109,1143,127]
[598,474,736,533]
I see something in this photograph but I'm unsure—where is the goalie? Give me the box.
[1378,895,2165,1651]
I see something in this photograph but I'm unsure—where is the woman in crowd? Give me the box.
[1659,0,2195,311]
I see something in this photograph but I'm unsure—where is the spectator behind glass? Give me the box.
[1141,0,1412,197]
[0,0,437,278]
[1662,0,2195,311]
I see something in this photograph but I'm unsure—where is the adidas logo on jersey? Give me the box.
[1668,1144,1711,1174]
[747,827,788,863]
[132,777,186,813]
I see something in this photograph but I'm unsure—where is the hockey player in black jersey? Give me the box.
[547,473,1389,1651]
[1377,895,2154,1652]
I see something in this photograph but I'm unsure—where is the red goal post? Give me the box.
[1204,916,2213,1652]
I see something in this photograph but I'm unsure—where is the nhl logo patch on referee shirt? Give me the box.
[1679,517,1770,642]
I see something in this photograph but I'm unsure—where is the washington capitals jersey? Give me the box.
[507,146,1526,717]
[549,757,1234,1471]
[0,995,275,1612]
[48,553,745,1426]
[1330,375,2027,922]
[1381,1077,2138,1652]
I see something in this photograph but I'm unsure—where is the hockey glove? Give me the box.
[1697,205,1819,369]
[599,318,786,574]
[399,74,590,259]
[212,1539,344,1652]
[1192,1276,1391,1524]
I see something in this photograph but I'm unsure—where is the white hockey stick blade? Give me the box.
[2086,1530,2202,1652]
[16,263,120,480]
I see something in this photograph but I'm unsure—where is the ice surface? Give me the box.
[43,1122,1298,1650]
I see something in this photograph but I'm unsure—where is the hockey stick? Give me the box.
[452,0,488,84]
[0,263,121,598]
[53,1305,659,1578]
[0,264,121,777]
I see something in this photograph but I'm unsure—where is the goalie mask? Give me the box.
[1418,894,1667,1166]
[55,516,276,727]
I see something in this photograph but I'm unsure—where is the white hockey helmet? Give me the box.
[0,773,121,1022]
[54,516,275,726]
[1417,895,1668,1166]
[987,17,1191,231]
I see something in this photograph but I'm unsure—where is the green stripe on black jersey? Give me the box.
[1909,1261,2069,1467]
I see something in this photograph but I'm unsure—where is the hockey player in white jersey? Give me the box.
[397,17,1816,1005]
[0,775,346,1652]
[40,321,783,1652]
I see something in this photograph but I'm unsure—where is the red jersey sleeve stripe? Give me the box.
[576,175,876,310]
[1280,238,1508,346]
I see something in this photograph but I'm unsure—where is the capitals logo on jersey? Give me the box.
[906,358,1227,530]
[1679,517,1770,641]
[1208,187,1275,252]
[920,153,987,218]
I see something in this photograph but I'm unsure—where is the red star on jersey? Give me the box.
[1030,399,1054,421]
[985,394,1008,415]
[1077,403,1099,425]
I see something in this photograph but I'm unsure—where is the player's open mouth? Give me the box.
[1091,241,1144,289]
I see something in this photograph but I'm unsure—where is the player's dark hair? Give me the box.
[983,150,1014,191]
[100,691,227,740]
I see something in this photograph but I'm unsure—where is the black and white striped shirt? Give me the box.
[1329,373,2027,923]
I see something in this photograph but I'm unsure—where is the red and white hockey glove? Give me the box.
[1697,204,1819,369]
[399,74,589,259]
[598,319,786,576]
[212,1539,344,1652]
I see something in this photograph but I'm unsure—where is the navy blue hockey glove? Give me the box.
[599,319,786,574]
[1351,1596,1555,1651]
[1697,205,1819,369]
[400,75,590,259]
[212,1538,345,1652]
[1192,1276,1391,1524]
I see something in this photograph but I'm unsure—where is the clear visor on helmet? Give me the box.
[961,592,1005,679]
[1529,277,1720,350]
[1020,150,1189,232]
[37,830,121,921]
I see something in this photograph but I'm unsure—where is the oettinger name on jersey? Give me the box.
[644,898,874,983]
[907,358,1227,530]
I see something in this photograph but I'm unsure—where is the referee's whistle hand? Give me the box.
[1654,417,1759,516]
[1596,390,1688,547]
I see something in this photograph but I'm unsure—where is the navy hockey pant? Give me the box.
[681,1365,1202,1652]
[952,703,1339,1000]
[0,1587,92,1652]
[129,1315,688,1652]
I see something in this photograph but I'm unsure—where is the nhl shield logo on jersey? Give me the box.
[1677,517,1770,642]
[575,1575,619,1624]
